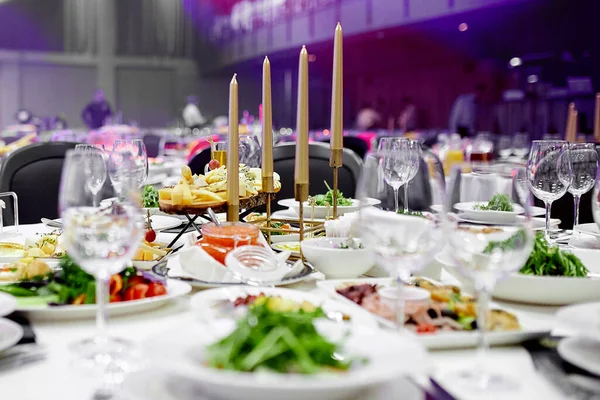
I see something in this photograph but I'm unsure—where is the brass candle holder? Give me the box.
[329,148,343,219]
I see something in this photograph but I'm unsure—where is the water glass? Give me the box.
[378,137,420,212]
[402,140,422,213]
[568,143,598,227]
[512,133,529,158]
[496,135,512,160]
[239,134,262,168]
[527,140,572,238]
[75,147,107,207]
[112,139,148,188]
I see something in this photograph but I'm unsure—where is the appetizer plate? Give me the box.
[270,241,301,258]
[148,215,182,231]
[0,292,17,316]
[456,214,560,229]
[454,202,524,224]
[0,318,23,352]
[136,319,427,400]
[13,279,191,320]
[558,337,600,376]
[190,286,379,329]
[437,248,600,305]
[555,302,600,341]
[278,197,381,219]
[317,278,551,349]
[574,223,600,243]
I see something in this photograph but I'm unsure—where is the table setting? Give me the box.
[3,24,600,400]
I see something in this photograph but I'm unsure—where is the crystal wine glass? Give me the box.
[527,140,572,238]
[357,150,445,329]
[239,134,262,168]
[496,135,512,160]
[112,139,148,188]
[75,147,107,207]
[567,143,598,227]
[440,164,535,391]
[59,150,142,381]
[378,137,415,212]
[512,133,529,158]
[401,140,422,213]
[75,144,106,152]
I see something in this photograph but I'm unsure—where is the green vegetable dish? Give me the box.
[206,297,357,374]
[473,194,514,212]
[310,181,353,207]
[485,231,588,277]
[142,185,160,208]
[397,209,425,218]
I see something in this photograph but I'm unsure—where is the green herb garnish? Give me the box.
[473,194,514,212]
[142,185,160,208]
[312,181,353,207]
[484,231,588,277]
[397,209,425,218]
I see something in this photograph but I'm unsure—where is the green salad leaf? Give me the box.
[312,181,353,207]
[142,185,160,208]
[473,194,514,212]
[484,231,588,277]
[397,209,425,218]
[206,300,355,374]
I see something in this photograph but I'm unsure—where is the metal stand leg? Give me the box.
[167,214,201,248]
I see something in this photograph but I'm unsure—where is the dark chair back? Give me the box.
[188,147,212,175]
[272,142,362,209]
[142,134,164,158]
[0,142,77,225]
[342,136,368,159]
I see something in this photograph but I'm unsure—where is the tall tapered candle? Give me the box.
[295,46,309,190]
[594,93,600,142]
[262,57,274,188]
[227,74,239,220]
[565,102,576,142]
[330,22,343,152]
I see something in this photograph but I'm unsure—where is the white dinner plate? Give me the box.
[575,223,600,242]
[454,202,524,224]
[0,292,17,316]
[148,215,182,231]
[190,286,378,329]
[456,214,560,229]
[558,337,600,376]
[270,241,301,258]
[271,208,325,222]
[317,278,551,350]
[437,248,600,305]
[556,302,600,341]
[278,197,380,220]
[0,318,23,352]
[13,279,191,320]
[135,319,427,400]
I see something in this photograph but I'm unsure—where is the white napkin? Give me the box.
[568,232,600,250]
[324,211,359,237]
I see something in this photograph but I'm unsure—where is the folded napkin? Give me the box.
[569,232,600,250]
[523,336,600,399]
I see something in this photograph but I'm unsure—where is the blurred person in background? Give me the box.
[82,89,113,130]
[397,96,419,132]
[355,101,382,130]
[449,83,499,137]
[182,95,206,130]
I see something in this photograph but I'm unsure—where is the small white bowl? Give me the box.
[378,286,431,314]
[300,237,375,279]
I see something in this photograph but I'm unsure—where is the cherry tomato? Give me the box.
[126,275,145,289]
[110,293,122,303]
[109,274,123,296]
[208,159,220,170]
[72,294,86,305]
[146,282,167,297]
[416,323,437,334]
[124,283,149,301]
[145,229,156,243]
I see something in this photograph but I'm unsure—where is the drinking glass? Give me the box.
[76,144,106,152]
[357,150,445,329]
[76,147,107,207]
[441,164,535,391]
[59,150,142,380]
[527,140,572,238]
[512,133,529,158]
[239,134,261,168]
[527,140,573,236]
[568,143,598,227]
[112,139,148,188]
[206,141,228,174]
[378,137,417,212]
[496,135,512,160]
[402,140,422,213]
[107,150,129,198]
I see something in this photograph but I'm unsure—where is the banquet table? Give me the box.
[0,223,575,400]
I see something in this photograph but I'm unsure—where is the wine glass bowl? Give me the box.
[378,137,420,212]
[568,143,598,227]
[112,139,148,188]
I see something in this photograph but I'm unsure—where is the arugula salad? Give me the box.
[142,185,160,208]
[473,194,514,212]
[310,181,353,207]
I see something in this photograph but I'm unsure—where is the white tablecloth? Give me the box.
[0,224,573,400]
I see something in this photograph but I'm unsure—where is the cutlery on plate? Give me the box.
[40,218,63,229]
[0,344,47,373]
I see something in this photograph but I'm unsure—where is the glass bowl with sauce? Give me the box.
[196,222,261,265]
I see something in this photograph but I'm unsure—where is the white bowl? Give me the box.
[437,248,600,305]
[454,202,524,224]
[300,237,374,279]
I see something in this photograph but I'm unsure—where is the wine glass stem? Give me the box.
[92,192,98,208]
[573,194,581,227]
[403,184,409,213]
[393,187,399,212]
[95,274,110,346]
[475,288,491,388]
[544,201,552,240]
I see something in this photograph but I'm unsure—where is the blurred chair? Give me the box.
[343,136,368,159]
[272,142,362,210]
[142,133,165,158]
[188,147,212,175]
[0,142,77,225]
